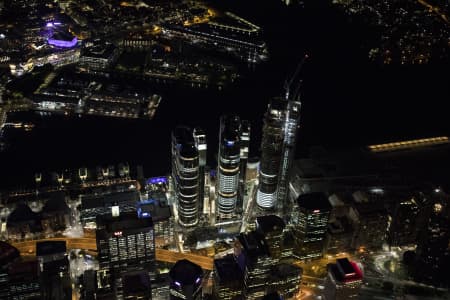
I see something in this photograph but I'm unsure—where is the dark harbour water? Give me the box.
[1,0,449,189]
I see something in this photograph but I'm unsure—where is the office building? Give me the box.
[217,115,241,219]
[323,258,363,300]
[235,232,273,300]
[193,127,207,213]
[348,195,389,250]
[172,126,200,227]
[256,98,286,210]
[1,259,42,300]
[80,190,140,227]
[415,199,450,287]
[36,241,71,300]
[326,217,354,255]
[388,194,422,247]
[96,212,155,299]
[255,215,285,262]
[213,254,243,300]
[169,259,203,300]
[137,197,174,248]
[291,192,331,260]
[269,263,301,299]
[79,40,120,72]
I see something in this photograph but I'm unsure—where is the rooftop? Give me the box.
[329,258,363,283]
[97,211,153,233]
[169,259,203,286]
[296,192,331,211]
[214,254,243,283]
[255,215,285,235]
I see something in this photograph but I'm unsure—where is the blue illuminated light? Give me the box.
[147,177,167,185]
[195,277,201,284]
[226,140,234,146]
[174,281,181,287]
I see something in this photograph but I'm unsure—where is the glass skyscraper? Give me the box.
[217,115,242,219]
[172,126,200,227]
[256,98,286,209]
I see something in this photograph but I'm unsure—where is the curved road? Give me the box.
[11,237,214,270]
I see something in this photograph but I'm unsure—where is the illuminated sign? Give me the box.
[313,209,320,213]
[114,231,122,237]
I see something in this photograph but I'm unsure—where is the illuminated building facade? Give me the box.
[255,215,285,262]
[415,199,450,287]
[96,213,155,299]
[217,115,241,219]
[1,260,42,300]
[277,97,301,215]
[172,126,200,227]
[193,127,207,214]
[323,258,363,300]
[291,192,331,260]
[348,201,389,250]
[213,254,243,300]
[256,98,286,210]
[388,194,422,247]
[269,263,301,299]
[235,232,272,300]
[238,120,250,212]
[79,41,120,72]
[169,259,203,300]
[0,242,41,300]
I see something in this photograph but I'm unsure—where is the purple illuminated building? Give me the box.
[47,32,78,48]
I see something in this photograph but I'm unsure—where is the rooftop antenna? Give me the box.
[284,54,309,101]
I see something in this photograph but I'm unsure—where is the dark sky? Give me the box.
[0,0,449,189]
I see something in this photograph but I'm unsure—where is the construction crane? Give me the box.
[284,53,309,101]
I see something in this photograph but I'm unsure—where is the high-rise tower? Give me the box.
[277,98,301,214]
[172,126,200,227]
[238,120,251,212]
[256,55,307,211]
[217,115,242,219]
[256,98,286,210]
[193,127,207,214]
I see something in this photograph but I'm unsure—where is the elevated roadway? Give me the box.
[10,237,214,270]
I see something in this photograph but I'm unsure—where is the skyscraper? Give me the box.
[217,115,241,219]
[256,98,286,210]
[323,258,363,300]
[255,215,285,262]
[96,212,155,299]
[235,232,273,300]
[36,241,71,300]
[193,127,207,213]
[238,120,251,212]
[277,97,301,215]
[172,126,200,227]
[213,254,243,300]
[169,259,203,300]
[415,198,450,287]
[291,192,331,260]
[257,56,306,212]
